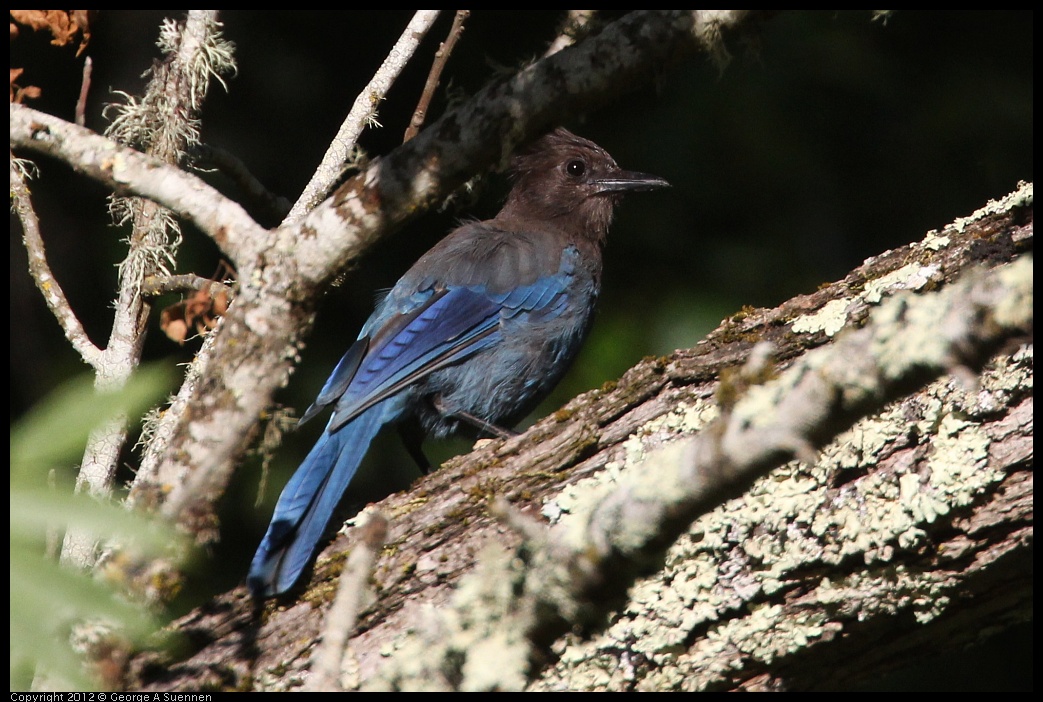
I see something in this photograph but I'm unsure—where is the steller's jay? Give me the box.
[249,128,669,598]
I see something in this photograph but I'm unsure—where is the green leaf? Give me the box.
[10,364,172,475]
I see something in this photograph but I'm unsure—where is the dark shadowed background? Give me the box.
[9,11,1032,689]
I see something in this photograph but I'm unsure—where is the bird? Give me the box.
[248,127,669,598]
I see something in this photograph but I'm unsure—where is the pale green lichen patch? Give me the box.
[789,259,943,338]
[823,414,902,471]
[920,230,951,250]
[862,262,940,304]
[948,180,1032,233]
[984,344,1033,397]
[790,298,851,337]
[871,286,958,382]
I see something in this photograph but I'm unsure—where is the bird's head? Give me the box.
[499,128,670,242]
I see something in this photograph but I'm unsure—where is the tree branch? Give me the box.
[9,104,265,265]
[10,155,103,368]
[283,10,442,224]
[403,10,469,143]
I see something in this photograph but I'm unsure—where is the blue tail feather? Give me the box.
[248,403,391,598]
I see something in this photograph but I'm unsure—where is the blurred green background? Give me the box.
[9,11,1032,689]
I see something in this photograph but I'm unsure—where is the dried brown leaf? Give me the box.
[160,289,230,344]
[9,10,92,55]
[10,67,41,103]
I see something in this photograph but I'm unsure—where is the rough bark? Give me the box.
[127,185,1032,691]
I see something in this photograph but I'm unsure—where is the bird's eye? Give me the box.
[565,159,586,178]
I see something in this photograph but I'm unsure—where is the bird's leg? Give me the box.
[398,420,433,474]
[432,396,519,440]
[456,410,519,439]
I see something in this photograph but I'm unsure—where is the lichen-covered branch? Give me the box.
[79,11,232,503]
[14,12,239,570]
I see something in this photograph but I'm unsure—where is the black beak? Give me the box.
[593,170,671,195]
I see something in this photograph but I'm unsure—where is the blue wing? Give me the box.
[324,286,505,432]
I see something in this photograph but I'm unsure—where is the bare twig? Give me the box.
[10,154,103,368]
[75,56,92,126]
[141,274,236,300]
[404,10,469,143]
[283,10,441,224]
